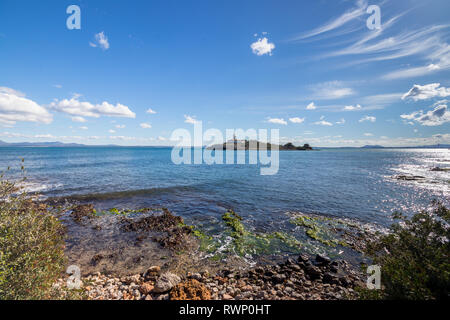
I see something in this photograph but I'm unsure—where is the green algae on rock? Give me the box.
[221,210,302,257]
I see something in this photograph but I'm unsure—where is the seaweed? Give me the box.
[291,214,349,248]
[221,210,303,256]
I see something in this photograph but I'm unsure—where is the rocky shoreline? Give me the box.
[54,253,363,300]
[50,203,372,300]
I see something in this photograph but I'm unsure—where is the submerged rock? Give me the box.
[71,204,96,222]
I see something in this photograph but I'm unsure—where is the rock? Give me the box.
[315,254,331,265]
[144,266,161,280]
[298,254,310,263]
[431,167,450,172]
[285,258,296,265]
[272,274,286,284]
[139,282,154,295]
[170,279,211,300]
[241,285,253,292]
[222,294,233,300]
[394,175,425,181]
[190,273,202,281]
[153,272,181,293]
[305,265,322,280]
[323,272,340,285]
[157,294,169,300]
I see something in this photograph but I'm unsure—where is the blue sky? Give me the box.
[0,0,449,146]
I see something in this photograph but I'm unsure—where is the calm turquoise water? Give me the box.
[1,147,449,228]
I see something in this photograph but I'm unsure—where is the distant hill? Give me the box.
[0,140,92,147]
[361,145,384,149]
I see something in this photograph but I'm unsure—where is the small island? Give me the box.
[208,138,313,151]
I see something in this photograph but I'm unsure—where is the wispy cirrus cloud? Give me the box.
[308,81,355,100]
[343,104,362,111]
[290,0,368,41]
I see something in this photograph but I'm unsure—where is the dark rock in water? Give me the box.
[431,167,450,172]
[121,208,183,232]
[315,254,331,265]
[71,204,96,222]
[90,253,103,266]
[394,175,426,181]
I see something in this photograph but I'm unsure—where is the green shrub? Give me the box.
[0,168,67,300]
[363,202,450,300]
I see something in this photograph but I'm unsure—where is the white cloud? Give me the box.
[109,129,116,134]
[329,24,450,70]
[359,115,376,123]
[364,133,373,136]
[306,102,317,110]
[400,102,450,126]
[343,104,362,111]
[91,31,110,50]
[289,117,305,124]
[50,97,136,119]
[250,37,275,56]
[384,64,445,80]
[0,87,53,126]
[140,123,152,129]
[291,0,367,40]
[53,84,62,89]
[80,126,88,130]
[360,93,402,108]
[184,115,199,124]
[115,124,126,129]
[267,118,287,125]
[336,118,346,124]
[314,118,333,126]
[309,81,355,100]
[146,108,157,114]
[402,83,450,101]
[71,116,86,123]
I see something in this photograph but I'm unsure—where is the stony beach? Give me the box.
[54,253,363,300]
